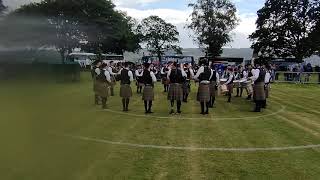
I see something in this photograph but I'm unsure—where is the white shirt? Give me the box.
[194,66,213,81]
[107,66,117,76]
[225,73,234,85]
[186,68,195,79]
[95,68,111,82]
[167,68,187,80]
[150,71,157,83]
[242,70,248,79]
[265,71,272,84]
[251,68,260,82]
[135,69,143,77]
[118,68,134,82]
[161,67,167,75]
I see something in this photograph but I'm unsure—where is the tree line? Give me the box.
[0,0,319,64]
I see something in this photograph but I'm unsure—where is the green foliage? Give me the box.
[188,0,239,57]
[138,16,181,62]
[1,0,141,62]
[0,0,6,15]
[250,0,320,60]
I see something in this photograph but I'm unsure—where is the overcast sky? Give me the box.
[3,0,265,48]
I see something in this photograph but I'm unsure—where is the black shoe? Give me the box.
[170,110,174,114]
[102,105,107,109]
[177,110,182,114]
[205,111,209,114]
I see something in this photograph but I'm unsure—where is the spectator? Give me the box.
[315,66,320,84]
[304,63,313,82]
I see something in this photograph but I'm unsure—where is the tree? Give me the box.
[1,0,141,62]
[188,0,238,57]
[138,16,181,63]
[250,0,320,61]
[0,0,6,14]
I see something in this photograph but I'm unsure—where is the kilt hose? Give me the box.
[142,85,154,101]
[197,84,210,102]
[227,83,234,94]
[253,82,266,101]
[162,77,169,85]
[265,84,270,98]
[183,81,191,94]
[95,80,109,98]
[209,81,217,97]
[120,84,133,98]
[167,83,183,101]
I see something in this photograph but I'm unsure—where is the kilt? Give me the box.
[209,81,216,97]
[110,76,116,86]
[265,84,270,98]
[95,81,109,98]
[253,82,266,101]
[182,81,191,94]
[167,83,183,101]
[142,85,154,101]
[136,77,144,87]
[93,79,98,93]
[227,83,234,94]
[120,84,132,98]
[197,84,210,102]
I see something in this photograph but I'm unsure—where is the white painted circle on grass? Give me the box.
[99,104,286,121]
[52,133,320,152]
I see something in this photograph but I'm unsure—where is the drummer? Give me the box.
[225,67,235,103]
[235,66,244,97]
[161,63,170,92]
[209,62,220,108]
[245,64,254,100]
[135,64,144,94]
[263,64,272,108]
[183,63,194,102]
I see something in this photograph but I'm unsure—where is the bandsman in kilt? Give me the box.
[167,62,187,114]
[209,62,220,108]
[194,59,213,115]
[263,64,272,108]
[94,63,112,109]
[235,65,244,97]
[92,60,102,105]
[118,62,134,112]
[251,64,266,112]
[107,61,118,96]
[135,65,144,94]
[245,64,254,100]
[183,63,194,102]
[141,63,157,114]
[161,64,170,92]
[225,68,235,103]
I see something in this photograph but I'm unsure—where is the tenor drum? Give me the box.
[220,84,228,94]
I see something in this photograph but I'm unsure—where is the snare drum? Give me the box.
[233,80,241,88]
[220,78,228,85]
[239,79,247,87]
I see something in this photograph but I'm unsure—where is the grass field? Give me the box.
[1,72,320,180]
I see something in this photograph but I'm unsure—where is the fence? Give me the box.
[274,72,320,84]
